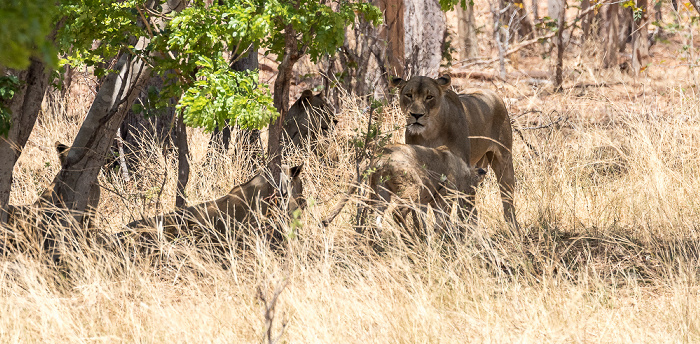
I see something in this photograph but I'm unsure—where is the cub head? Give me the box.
[390,75,451,135]
[279,164,306,214]
[283,90,336,148]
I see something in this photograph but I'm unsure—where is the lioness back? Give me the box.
[282,90,335,153]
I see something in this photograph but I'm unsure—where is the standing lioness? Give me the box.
[391,75,517,225]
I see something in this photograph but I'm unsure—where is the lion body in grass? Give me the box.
[123,165,305,245]
[324,144,486,235]
[391,75,517,225]
[282,90,335,154]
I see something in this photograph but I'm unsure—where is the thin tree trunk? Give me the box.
[554,0,565,90]
[632,0,649,75]
[0,21,62,225]
[175,111,189,208]
[456,1,479,59]
[602,2,620,68]
[267,24,302,186]
[581,0,592,39]
[378,0,405,77]
[41,44,152,219]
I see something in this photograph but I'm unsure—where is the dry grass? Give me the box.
[4,31,700,344]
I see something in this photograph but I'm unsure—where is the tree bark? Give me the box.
[632,0,649,75]
[40,44,152,219]
[548,0,565,44]
[0,21,62,225]
[602,2,620,69]
[175,111,189,208]
[554,0,565,90]
[267,24,302,186]
[581,0,592,40]
[456,1,479,59]
[404,0,446,77]
[378,0,406,76]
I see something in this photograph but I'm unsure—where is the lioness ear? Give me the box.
[290,164,304,178]
[389,77,405,88]
[300,90,314,99]
[436,75,451,90]
[55,141,69,163]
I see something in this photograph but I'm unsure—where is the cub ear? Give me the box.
[436,75,451,90]
[290,164,304,178]
[389,76,406,88]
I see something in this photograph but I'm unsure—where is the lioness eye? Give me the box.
[426,95,434,100]
[405,93,412,99]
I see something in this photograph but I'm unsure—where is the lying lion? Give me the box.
[122,165,305,246]
[390,75,517,226]
[323,144,486,237]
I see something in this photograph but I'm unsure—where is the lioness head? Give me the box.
[390,75,451,135]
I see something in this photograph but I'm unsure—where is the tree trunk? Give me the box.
[404,0,446,77]
[41,44,152,219]
[632,0,649,75]
[618,7,633,52]
[175,111,189,208]
[602,2,620,69]
[378,0,406,76]
[456,1,479,59]
[554,0,566,90]
[0,21,62,225]
[119,74,176,168]
[267,24,302,186]
[581,0,592,40]
[548,0,564,44]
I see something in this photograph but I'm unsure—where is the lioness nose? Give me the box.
[410,113,424,120]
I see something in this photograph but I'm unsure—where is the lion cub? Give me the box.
[324,144,486,236]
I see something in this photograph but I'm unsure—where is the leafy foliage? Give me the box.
[57,0,380,132]
[0,0,58,69]
[0,76,20,137]
[178,54,274,131]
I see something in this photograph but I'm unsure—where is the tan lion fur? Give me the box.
[323,144,486,234]
[123,165,305,245]
[282,90,336,154]
[390,75,517,225]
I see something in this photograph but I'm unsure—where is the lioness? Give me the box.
[123,165,305,246]
[390,75,517,225]
[323,144,486,236]
[282,90,336,154]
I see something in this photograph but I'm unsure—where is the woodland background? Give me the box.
[1,0,700,342]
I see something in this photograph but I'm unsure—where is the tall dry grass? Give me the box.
[2,66,700,343]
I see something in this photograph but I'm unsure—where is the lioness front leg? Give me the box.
[492,150,518,227]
